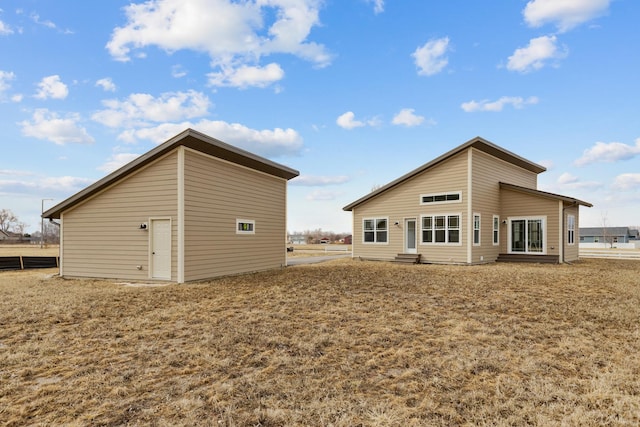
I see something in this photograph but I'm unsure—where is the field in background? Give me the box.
[1,258,639,426]
[0,244,59,257]
[287,243,351,258]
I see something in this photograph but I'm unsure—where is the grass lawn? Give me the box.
[1,258,639,426]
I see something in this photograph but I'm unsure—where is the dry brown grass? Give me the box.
[0,244,59,257]
[1,258,639,426]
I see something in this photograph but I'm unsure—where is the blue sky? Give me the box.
[1,0,639,234]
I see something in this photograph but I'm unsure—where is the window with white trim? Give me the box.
[420,191,462,205]
[236,219,255,234]
[421,214,460,244]
[473,214,481,246]
[567,214,575,245]
[363,218,388,243]
[493,215,499,245]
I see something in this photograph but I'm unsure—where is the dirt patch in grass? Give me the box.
[1,259,639,426]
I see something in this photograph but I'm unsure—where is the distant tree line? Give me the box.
[0,208,60,244]
[288,228,351,244]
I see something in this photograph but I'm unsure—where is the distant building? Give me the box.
[579,227,638,244]
[289,234,306,245]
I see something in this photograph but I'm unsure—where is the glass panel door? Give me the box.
[527,219,543,252]
[405,219,417,253]
[511,219,525,252]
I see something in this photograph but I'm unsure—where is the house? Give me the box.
[42,128,299,283]
[288,234,307,245]
[579,227,639,247]
[0,230,24,242]
[343,136,592,264]
[319,237,331,244]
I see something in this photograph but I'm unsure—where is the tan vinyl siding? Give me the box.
[352,151,468,263]
[61,152,178,280]
[564,204,580,262]
[470,148,539,262]
[183,148,286,281]
[500,189,560,256]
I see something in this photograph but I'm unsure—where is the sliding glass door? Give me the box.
[509,217,545,254]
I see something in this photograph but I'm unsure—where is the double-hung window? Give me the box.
[493,215,499,245]
[421,214,460,244]
[473,214,481,246]
[567,214,575,245]
[363,218,388,243]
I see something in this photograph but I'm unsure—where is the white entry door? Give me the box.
[405,218,417,254]
[151,218,171,280]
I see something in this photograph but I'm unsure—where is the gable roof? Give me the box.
[343,136,546,211]
[499,182,592,207]
[43,128,300,220]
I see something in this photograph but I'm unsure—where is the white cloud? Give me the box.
[523,0,610,32]
[96,78,116,92]
[207,63,284,88]
[106,0,331,88]
[92,90,211,128]
[537,159,555,170]
[392,108,426,127]
[30,13,56,30]
[0,19,13,35]
[290,175,350,186]
[40,176,94,193]
[612,173,640,191]
[574,138,640,166]
[0,175,93,197]
[540,171,601,193]
[0,70,15,93]
[367,0,384,14]
[117,120,303,158]
[336,111,365,130]
[461,96,539,112]
[506,35,567,73]
[306,189,343,201]
[97,153,142,173]
[171,65,187,78]
[34,75,69,100]
[558,172,579,185]
[412,37,450,76]
[19,109,94,145]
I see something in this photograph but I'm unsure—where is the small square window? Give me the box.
[236,219,255,234]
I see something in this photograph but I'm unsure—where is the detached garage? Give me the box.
[42,128,299,283]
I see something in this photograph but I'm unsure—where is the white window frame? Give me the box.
[567,214,575,245]
[236,219,255,235]
[492,215,500,246]
[362,217,389,244]
[420,213,462,246]
[419,191,462,206]
[473,213,481,246]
